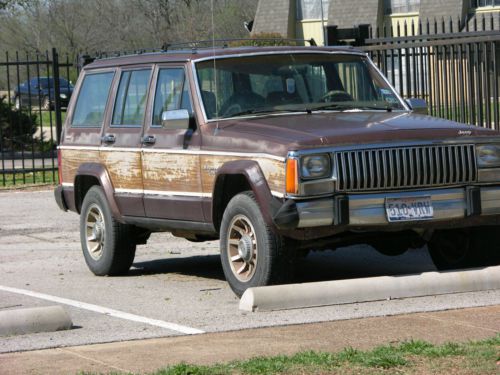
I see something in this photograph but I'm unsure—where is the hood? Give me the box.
[215,112,498,150]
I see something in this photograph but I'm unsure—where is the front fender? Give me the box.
[212,160,282,228]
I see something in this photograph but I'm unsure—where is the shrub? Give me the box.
[229,32,291,47]
[0,94,38,151]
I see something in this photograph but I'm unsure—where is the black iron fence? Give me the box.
[2,16,500,187]
[0,48,74,187]
[346,14,500,131]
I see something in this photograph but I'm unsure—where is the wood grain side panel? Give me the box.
[61,149,100,183]
[100,150,143,190]
[142,153,201,193]
[200,156,285,195]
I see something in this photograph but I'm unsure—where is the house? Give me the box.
[252,0,500,44]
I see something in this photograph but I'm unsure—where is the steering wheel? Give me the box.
[321,90,354,103]
[222,103,242,117]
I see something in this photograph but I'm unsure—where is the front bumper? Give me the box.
[276,185,500,231]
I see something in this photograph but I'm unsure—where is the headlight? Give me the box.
[300,154,331,179]
[477,145,500,168]
[60,93,67,99]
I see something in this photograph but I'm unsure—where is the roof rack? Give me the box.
[82,38,319,64]
[161,38,317,52]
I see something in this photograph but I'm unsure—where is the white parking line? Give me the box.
[0,285,205,335]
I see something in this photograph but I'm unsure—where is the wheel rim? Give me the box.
[226,214,258,282]
[42,97,49,110]
[85,204,106,260]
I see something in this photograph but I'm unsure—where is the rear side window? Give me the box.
[71,72,114,128]
[112,69,151,127]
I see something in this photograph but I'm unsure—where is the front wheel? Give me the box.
[428,227,500,270]
[220,191,294,297]
[80,186,136,276]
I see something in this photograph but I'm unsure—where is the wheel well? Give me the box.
[75,175,100,213]
[213,174,251,232]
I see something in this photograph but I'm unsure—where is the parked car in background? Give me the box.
[13,77,73,110]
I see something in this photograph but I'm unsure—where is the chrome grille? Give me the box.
[335,145,477,192]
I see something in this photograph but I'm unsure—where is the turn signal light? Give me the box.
[286,158,298,195]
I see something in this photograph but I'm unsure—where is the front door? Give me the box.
[141,65,204,221]
[101,66,153,217]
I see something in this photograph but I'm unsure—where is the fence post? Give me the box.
[51,48,62,145]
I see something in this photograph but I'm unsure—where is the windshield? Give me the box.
[195,53,406,120]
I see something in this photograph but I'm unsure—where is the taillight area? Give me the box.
[57,148,63,184]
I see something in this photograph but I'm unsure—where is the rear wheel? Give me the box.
[80,186,136,276]
[428,227,500,270]
[220,191,294,297]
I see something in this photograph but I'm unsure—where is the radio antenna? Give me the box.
[211,0,219,133]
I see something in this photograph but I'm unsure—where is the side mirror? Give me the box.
[406,98,428,115]
[161,109,190,130]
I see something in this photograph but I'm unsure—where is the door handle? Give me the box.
[142,135,156,145]
[102,134,116,144]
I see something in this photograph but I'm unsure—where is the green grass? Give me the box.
[80,335,500,375]
[35,110,66,128]
[0,170,58,188]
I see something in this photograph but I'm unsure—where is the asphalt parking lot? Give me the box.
[1,189,499,354]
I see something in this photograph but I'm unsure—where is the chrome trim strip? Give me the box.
[62,182,74,187]
[114,188,284,199]
[58,145,285,162]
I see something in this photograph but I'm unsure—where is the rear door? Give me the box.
[101,66,153,217]
[141,65,204,221]
[60,69,115,189]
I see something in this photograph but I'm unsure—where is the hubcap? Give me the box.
[85,204,105,260]
[226,215,257,282]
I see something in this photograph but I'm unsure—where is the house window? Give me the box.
[297,0,329,20]
[471,0,500,7]
[384,0,420,14]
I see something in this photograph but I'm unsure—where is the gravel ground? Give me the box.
[1,189,499,353]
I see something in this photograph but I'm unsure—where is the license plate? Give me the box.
[385,196,434,222]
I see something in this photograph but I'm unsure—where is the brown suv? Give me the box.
[55,45,500,296]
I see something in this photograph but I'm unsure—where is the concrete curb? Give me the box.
[240,266,500,312]
[0,306,72,337]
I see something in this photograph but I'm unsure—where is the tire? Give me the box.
[220,191,294,297]
[428,227,500,270]
[41,96,51,111]
[80,186,136,276]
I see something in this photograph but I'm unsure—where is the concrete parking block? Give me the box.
[240,266,500,312]
[0,305,72,336]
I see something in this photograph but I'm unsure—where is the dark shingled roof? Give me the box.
[252,0,295,38]
[327,0,382,29]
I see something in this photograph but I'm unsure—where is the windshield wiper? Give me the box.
[310,103,394,112]
[221,108,311,118]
